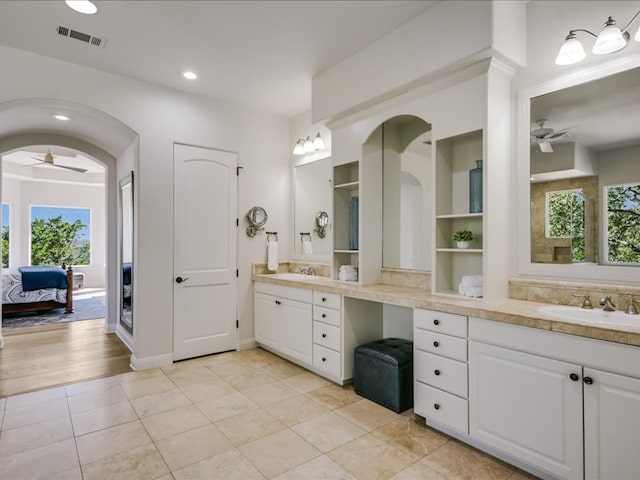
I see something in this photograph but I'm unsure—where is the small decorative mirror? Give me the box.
[315,211,329,238]
[246,206,268,237]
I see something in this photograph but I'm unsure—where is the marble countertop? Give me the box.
[253,273,640,348]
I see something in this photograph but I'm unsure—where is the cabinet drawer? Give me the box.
[313,321,341,352]
[415,381,468,434]
[414,309,467,338]
[415,350,468,398]
[414,329,467,362]
[255,282,312,303]
[313,291,341,310]
[313,306,341,327]
[313,344,341,378]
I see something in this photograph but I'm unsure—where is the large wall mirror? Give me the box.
[526,64,640,277]
[381,115,432,270]
[293,156,331,260]
[120,172,133,333]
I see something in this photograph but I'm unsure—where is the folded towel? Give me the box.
[461,275,483,287]
[302,238,313,255]
[458,283,483,298]
[339,271,358,282]
[339,265,358,273]
[267,240,278,272]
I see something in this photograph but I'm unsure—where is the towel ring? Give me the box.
[300,232,312,241]
[266,231,278,242]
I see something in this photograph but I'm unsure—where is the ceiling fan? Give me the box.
[28,149,87,173]
[530,119,571,153]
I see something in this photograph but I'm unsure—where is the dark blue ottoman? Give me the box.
[354,338,413,413]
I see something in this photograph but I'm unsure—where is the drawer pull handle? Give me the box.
[583,376,593,385]
[434,403,440,410]
[275,300,281,305]
[570,373,579,382]
[434,369,441,376]
[322,313,327,318]
[322,333,327,338]
[322,357,327,362]
[433,341,439,348]
[433,319,440,326]
[322,297,327,302]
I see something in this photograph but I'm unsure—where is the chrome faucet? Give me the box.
[571,293,593,309]
[625,296,639,315]
[599,295,616,312]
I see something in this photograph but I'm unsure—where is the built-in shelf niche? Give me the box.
[333,161,359,281]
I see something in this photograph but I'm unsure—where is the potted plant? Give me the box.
[453,229,474,249]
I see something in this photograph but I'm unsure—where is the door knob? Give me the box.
[175,276,190,284]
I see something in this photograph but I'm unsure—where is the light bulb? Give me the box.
[65,0,97,14]
[312,132,325,150]
[555,33,586,65]
[593,17,627,54]
[293,140,305,155]
[635,23,640,42]
[303,136,314,152]
[182,71,198,80]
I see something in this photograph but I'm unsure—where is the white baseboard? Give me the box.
[130,353,173,371]
[115,323,133,352]
[238,337,258,351]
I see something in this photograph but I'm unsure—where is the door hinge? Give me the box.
[236,269,239,277]
[236,166,243,176]
[236,320,239,329]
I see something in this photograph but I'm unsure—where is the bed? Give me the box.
[2,265,73,315]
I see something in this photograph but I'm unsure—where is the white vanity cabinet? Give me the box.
[414,308,469,435]
[468,317,640,480]
[254,283,313,365]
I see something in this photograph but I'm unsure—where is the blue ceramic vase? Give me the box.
[469,160,483,213]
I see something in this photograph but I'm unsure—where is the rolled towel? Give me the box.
[461,275,483,287]
[267,239,278,272]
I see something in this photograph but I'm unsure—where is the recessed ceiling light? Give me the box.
[182,71,198,80]
[65,0,98,15]
[53,114,71,121]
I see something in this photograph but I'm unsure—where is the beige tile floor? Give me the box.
[0,347,539,479]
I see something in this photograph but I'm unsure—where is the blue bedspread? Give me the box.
[123,262,132,285]
[18,266,68,292]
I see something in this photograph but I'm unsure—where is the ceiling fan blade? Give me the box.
[539,141,554,153]
[51,163,88,173]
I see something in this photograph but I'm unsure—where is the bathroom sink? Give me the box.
[271,273,320,281]
[537,305,640,328]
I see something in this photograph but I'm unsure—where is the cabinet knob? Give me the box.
[434,369,441,376]
[322,297,327,302]
[570,373,579,382]
[433,341,439,348]
[433,319,440,326]
[322,333,327,338]
[583,376,594,385]
[322,357,327,362]
[434,403,440,410]
[322,313,327,318]
[275,300,281,305]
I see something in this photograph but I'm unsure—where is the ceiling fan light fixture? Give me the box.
[65,0,98,15]
[592,17,628,54]
[53,114,71,121]
[555,32,586,65]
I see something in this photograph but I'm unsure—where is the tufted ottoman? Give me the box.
[354,338,413,413]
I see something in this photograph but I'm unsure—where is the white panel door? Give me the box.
[469,341,583,480]
[173,144,237,361]
[584,368,640,480]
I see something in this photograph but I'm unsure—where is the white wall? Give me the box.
[2,175,105,287]
[0,45,290,363]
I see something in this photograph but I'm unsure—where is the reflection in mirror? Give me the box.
[120,173,133,333]
[294,157,331,257]
[382,115,432,270]
[530,66,640,266]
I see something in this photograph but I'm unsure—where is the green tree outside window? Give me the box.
[606,184,640,264]
[546,189,585,262]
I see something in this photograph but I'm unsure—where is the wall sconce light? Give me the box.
[556,11,640,65]
[293,132,325,155]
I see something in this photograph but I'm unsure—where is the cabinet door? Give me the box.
[279,298,312,365]
[254,292,280,348]
[584,368,640,480]
[469,341,583,480]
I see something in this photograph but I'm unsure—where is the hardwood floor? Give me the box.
[0,319,132,398]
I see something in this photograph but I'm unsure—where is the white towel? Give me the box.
[302,238,313,255]
[267,240,278,272]
[458,283,483,297]
[461,275,483,287]
[339,265,358,281]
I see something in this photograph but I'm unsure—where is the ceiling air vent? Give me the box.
[56,25,107,49]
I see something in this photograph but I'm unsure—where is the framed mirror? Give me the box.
[293,156,331,259]
[120,172,133,334]
[518,60,640,284]
[381,115,433,271]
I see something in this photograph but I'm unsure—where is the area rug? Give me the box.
[2,296,107,329]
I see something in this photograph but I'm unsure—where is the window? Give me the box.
[605,183,640,265]
[2,203,9,268]
[546,189,585,262]
[30,206,91,266]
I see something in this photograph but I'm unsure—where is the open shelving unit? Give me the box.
[434,130,484,297]
[333,161,359,281]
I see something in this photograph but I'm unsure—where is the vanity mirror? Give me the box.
[523,63,640,278]
[293,156,331,259]
[119,172,133,334]
[381,115,433,270]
